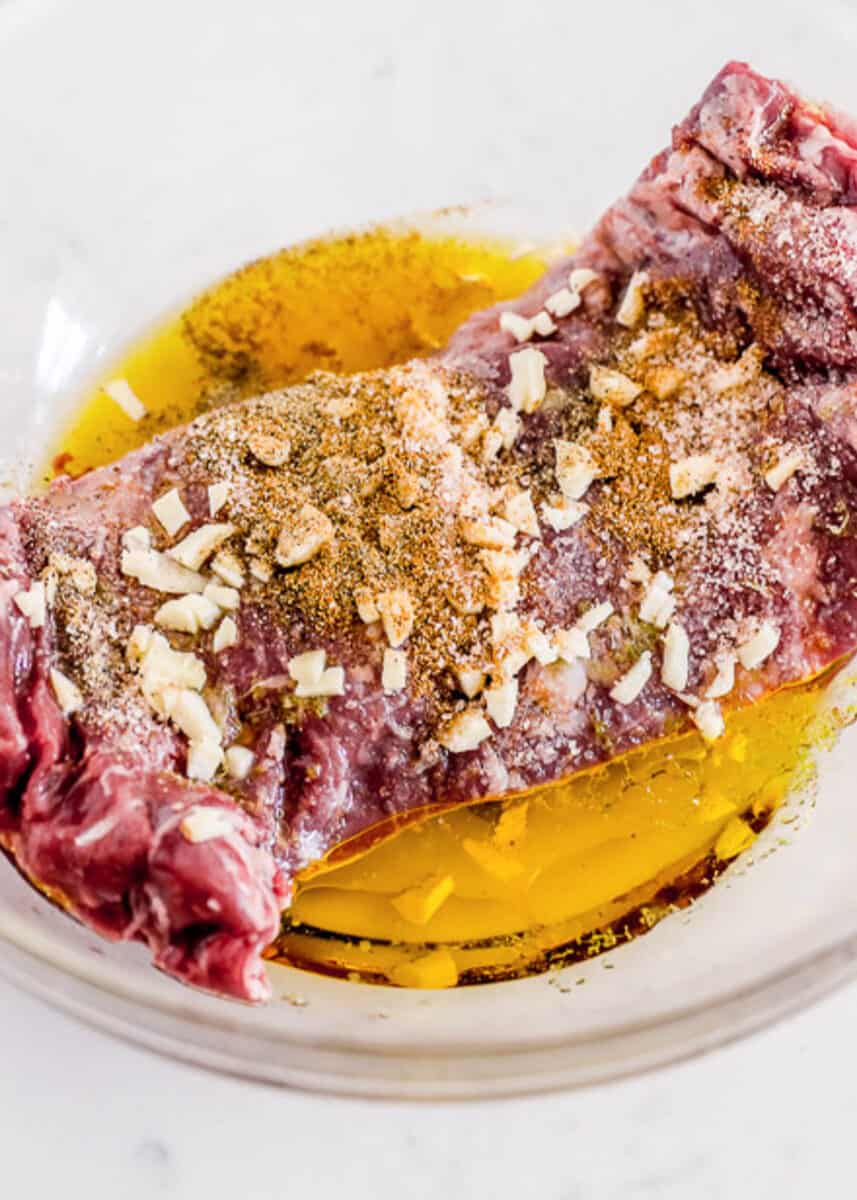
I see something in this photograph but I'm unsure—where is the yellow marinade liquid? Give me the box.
[45,221,840,989]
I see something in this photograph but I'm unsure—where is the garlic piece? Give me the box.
[502,490,539,537]
[669,454,718,500]
[203,582,240,611]
[589,365,643,407]
[382,647,407,693]
[627,556,651,584]
[481,429,504,463]
[639,573,675,628]
[225,746,254,780]
[499,311,535,343]
[376,588,415,647]
[104,378,146,421]
[121,547,207,595]
[692,699,725,742]
[288,649,346,698]
[544,287,580,318]
[154,593,221,633]
[213,616,238,653]
[211,550,245,588]
[274,505,333,568]
[438,706,493,753]
[296,666,345,698]
[737,621,780,670]
[485,679,518,728]
[661,621,690,692]
[122,526,151,552]
[288,649,327,689]
[247,431,291,467]
[354,587,380,624]
[554,626,591,662]
[479,548,529,611]
[507,347,548,414]
[126,623,154,663]
[705,652,736,700]
[180,806,234,842]
[568,267,599,293]
[610,652,652,705]
[50,668,84,715]
[460,516,517,551]
[709,344,763,394]
[168,688,222,746]
[13,581,47,629]
[646,365,685,400]
[541,496,588,532]
[524,626,558,666]
[615,270,649,328]
[127,629,207,713]
[249,559,272,583]
[554,440,600,500]
[576,601,614,634]
[764,449,804,492]
[168,523,235,571]
[185,741,224,783]
[208,481,230,516]
[530,310,557,337]
[152,488,191,537]
[493,407,520,451]
[456,667,486,698]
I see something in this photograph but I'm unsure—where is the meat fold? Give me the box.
[4,61,857,1001]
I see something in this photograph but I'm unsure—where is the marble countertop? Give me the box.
[2,1,857,1194]
[2,974,855,1198]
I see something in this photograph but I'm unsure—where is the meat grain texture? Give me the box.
[3,62,857,1001]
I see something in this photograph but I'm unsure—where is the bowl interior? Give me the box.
[2,0,857,1097]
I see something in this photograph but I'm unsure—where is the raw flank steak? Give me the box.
[2,61,857,1001]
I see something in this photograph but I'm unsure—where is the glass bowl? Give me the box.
[2,0,857,1099]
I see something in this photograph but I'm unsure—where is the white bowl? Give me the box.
[2,0,857,1098]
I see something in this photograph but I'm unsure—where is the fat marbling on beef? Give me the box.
[3,61,857,1002]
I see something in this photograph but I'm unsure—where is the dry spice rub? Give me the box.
[19,300,796,783]
[3,60,857,1002]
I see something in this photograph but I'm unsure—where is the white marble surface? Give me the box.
[2,973,856,1198]
[3,0,857,1193]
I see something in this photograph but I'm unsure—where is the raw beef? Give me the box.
[3,61,857,1001]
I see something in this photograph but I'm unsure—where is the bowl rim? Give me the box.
[2,912,856,1099]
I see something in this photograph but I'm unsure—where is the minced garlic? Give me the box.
[485,678,518,728]
[544,287,580,318]
[610,651,652,705]
[554,440,600,500]
[661,621,689,692]
[13,581,47,629]
[275,504,334,569]
[152,488,191,537]
[376,588,415,647]
[438,706,492,753]
[589,366,642,407]
[213,616,238,653]
[737,621,780,670]
[50,668,84,715]
[615,270,649,328]
[507,347,547,414]
[669,454,718,500]
[382,647,407,693]
[168,523,236,571]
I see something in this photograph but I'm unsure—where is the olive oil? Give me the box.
[46,224,546,479]
[275,673,831,986]
[48,219,846,989]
